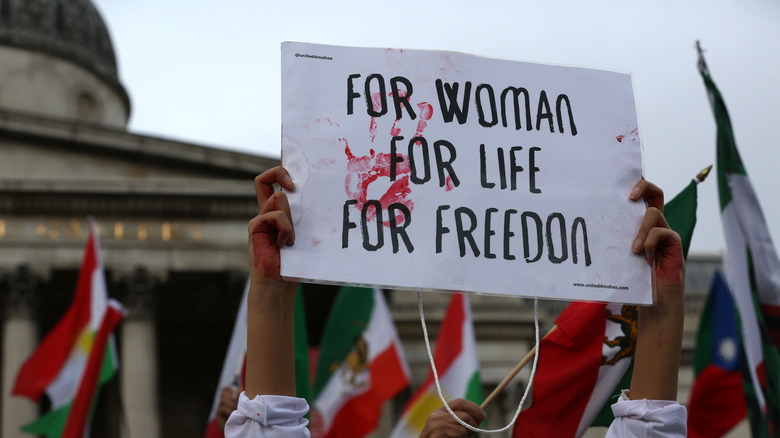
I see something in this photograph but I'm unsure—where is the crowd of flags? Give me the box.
[9,45,780,437]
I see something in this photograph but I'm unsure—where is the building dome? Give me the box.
[0,0,130,122]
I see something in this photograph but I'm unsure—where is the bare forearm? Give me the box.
[629,283,685,401]
[244,276,299,399]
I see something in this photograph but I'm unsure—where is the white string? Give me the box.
[417,289,540,434]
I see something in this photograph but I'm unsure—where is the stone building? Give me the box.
[0,1,738,437]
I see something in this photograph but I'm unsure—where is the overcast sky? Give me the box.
[92,0,780,257]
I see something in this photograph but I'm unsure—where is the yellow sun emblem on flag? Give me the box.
[75,328,96,355]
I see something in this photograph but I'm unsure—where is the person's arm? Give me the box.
[627,180,685,401]
[244,166,299,399]
[602,180,688,437]
[224,166,310,438]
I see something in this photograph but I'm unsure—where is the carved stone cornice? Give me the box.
[0,109,279,178]
[0,191,256,219]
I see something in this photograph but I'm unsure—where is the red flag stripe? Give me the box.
[402,293,466,410]
[203,419,223,438]
[513,302,607,437]
[61,301,124,438]
[688,366,746,438]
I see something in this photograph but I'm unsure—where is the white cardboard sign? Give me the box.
[280,42,652,304]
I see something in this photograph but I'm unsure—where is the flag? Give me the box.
[204,279,250,438]
[513,177,701,437]
[310,287,410,437]
[688,270,746,437]
[698,42,780,437]
[204,282,310,438]
[13,220,126,438]
[512,302,634,437]
[389,293,481,438]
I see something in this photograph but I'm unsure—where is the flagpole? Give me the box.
[481,325,557,409]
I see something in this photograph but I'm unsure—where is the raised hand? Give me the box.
[248,166,296,280]
[420,398,486,438]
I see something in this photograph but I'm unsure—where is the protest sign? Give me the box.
[280,42,652,304]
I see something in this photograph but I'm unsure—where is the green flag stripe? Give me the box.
[699,69,747,211]
[464,372,483,405]
[22,402,69,438]
[663,180,697,259]
[313,286,375,397]
[22,346,116,437]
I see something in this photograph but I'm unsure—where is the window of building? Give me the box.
[76,92,99,123]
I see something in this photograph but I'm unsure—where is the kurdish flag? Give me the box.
[13,220,126,438]
[698,43,780,436]
[688,270,746,437]
[389,293,481,438]
[513,176,701,437]
[311,287,409,438]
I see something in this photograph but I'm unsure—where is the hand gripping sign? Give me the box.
[280,42,652,304]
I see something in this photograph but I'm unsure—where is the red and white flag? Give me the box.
[513,302,635,438]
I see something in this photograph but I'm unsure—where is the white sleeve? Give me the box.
[224,392,310,438]
[604,391,687,438]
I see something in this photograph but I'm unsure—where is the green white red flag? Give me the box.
[698,43,780,437]
[13,220,126,438]
[389,293,481,438]
[311,287,409,437]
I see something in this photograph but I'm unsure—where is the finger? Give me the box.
[253,210,294,247]
[220,386,236,399]
[629,179,664,212]
[632,207,668,255]
[217,403,233,417]
[259,192,295,245]
[423,411,475,438]
[643,227,682,267]
[255,167,294,209]
[453,412,480,429]
[448,399,487,424]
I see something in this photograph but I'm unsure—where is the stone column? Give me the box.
[119,267,161,438]
[1,266,40,438]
